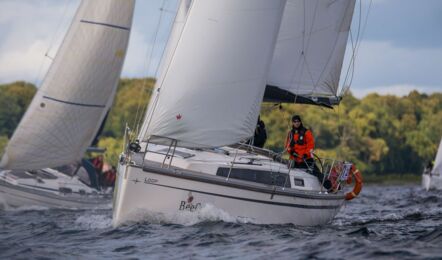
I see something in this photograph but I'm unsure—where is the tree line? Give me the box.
[0,79,440,175]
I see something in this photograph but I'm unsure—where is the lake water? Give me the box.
[1,184,441,259]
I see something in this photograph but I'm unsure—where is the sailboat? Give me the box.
[422,138,442,191]
[113,0,362,226]
[0,0,135,208]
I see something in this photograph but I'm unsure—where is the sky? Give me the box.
[0,0,441,98]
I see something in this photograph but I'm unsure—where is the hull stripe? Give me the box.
[145,181,341,210]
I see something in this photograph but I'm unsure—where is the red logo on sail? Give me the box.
[176,114,182,120]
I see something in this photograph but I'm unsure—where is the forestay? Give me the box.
[265,0,355,104]
[0,0,135,170]
[140,0,286,148]
[139,0,192,139]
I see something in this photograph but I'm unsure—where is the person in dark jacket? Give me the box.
[252,116,267,148]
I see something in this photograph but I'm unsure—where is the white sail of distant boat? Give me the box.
[432,139,442,176]
[0,0,135,170]
[265,0,356,107]
[113,0,362,227]
[422,138,442,190]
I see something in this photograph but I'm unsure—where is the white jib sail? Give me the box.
[140,0,286,148]
[0,0,135,170]
[139,0,192,139]
[268,0,356,97]
[432,139,442,175]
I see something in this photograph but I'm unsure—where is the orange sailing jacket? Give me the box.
[285,128,315,162]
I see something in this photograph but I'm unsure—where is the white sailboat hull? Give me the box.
[0,169,111,209]
[112,163,344,227]
[422,174,442,191]
[0,179,110,209]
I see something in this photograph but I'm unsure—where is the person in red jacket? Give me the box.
[285,115,314,166]
[285,115,332,190]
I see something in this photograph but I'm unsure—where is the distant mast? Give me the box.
[1,0,135,170]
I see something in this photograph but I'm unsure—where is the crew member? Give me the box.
[285,115,332,190]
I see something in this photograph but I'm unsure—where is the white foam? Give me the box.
[75,213,113,230]
[119,204,257,227]
[3,204,50,212]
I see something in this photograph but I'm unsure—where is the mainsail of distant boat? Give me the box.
[113,0,361,227]
[422,138,442,190]
[0,0,135,170]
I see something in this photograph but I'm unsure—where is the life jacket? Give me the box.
[289,128,306,146]
[285,127,315,162]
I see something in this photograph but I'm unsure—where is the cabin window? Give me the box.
[294,178,305,187]
[216,167,291,188]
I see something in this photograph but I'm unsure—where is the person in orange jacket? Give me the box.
[285,115,332,190]
[285,115,314,165]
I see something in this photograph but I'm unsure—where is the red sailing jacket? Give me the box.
[285,128,315,163]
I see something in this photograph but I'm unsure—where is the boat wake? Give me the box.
[121,204,257,226]
[0,204,50,212]
[74,213,113,230]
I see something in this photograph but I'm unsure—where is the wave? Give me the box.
[117,203,257,227]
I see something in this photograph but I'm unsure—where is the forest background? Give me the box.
[1,79,441,178]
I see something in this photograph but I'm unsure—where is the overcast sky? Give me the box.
[0,0,441,98]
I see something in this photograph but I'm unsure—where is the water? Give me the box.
[1,184,441,259]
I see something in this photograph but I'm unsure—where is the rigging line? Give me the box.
[341,0,372,96]
[294,0,308,105]
[32,0,73,88]
[341,30,357,96]
[132,0,169,136]
[341,0,361,90]
[347,0,372,89]
[311,1,355,98]
[341,0,362,94]
[141,0,194,141]
[291,0,320,102]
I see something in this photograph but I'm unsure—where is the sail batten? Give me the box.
[140,0,287,148]
[265,0,356,104]
[1,0,135,170]
[79,19,131,31]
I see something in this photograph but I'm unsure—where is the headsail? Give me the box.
[264,0,356,106]
[0,0,135,170]
[432,139,442,175]
[139,0,286,148]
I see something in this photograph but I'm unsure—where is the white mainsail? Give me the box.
[140,0,286,148]
[0,0,135,170]
[266,0,356,103]
[432,139,442,175]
